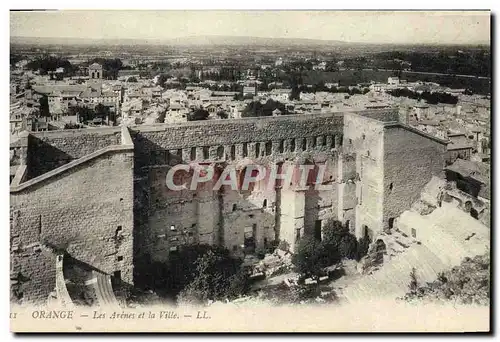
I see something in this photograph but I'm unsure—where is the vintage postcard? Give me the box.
[9,10,491,332]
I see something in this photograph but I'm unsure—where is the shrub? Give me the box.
[292,236,332,282]
[176,246,249,304]
[278,240,290,252]
[322,219,358,260]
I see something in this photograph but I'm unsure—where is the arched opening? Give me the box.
[202,146,209,160]
[362,225,372,242]
[230,145,236,160]
[190,147,197,161]
[388,217,395,229]
[217,146,224,159]
[262,199,267,208]
[389,183,393,192]
[470,207,479,220]
[232,204,237,212]
[265,141,272,156]
[242,143,248,157]
[464,201,472,212]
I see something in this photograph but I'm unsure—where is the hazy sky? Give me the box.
[10,10,490,44]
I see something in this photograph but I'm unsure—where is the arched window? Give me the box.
[265,141,272,156]
[190,147,197,161]
[217,146,224,159]
[230,145,236,160]
[263,199,267,208]
[242,143,248,157]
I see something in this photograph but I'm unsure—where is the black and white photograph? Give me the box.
[8,9,491,332]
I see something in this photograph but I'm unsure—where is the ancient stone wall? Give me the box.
[27,128,121,179]
[10,150,134,304]
[342,113,386,239]
[131,114,345,261]
[130,113,344,168]
[11,110,432,297]
[383,125,447,230]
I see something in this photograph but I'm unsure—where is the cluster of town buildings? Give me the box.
[10,61,490,198]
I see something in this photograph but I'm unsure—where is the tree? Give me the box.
[292,236,331,283]
[408,267,419,295]
[401,253,490,305]
[156,74,170,88]
[73,106,96,123]
[95,103,110,116]
[26,55,77,76]
[289,86,301,101]
[38,95,50,117]
[241,99,287,118]
[187,108,210,121]
[216,111,228,119]
[322,220,358,261]
[127,76,138,83]
[176,246,248,304]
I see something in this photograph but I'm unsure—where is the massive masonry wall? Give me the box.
[342,113,386,239]
[383,125,447,229]
[130,114,345,262]
[27,128,121,179]
[10,150,134,304]
[130,113,344,166]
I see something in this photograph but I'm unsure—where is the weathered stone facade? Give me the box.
[9,109,448,304]
[10,127,134,304]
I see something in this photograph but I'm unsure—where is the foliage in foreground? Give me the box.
[291,220,370,281]
[401,253,490,305]
[175,246,250,304]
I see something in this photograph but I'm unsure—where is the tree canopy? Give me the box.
[292,236,332,281]
[135,244,249,303]
[177,247,249,304]
[26,56,77,76]
[241,99,288,118]
[187,108,210,121]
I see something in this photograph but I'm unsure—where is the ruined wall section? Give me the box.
[27,128,121,179]
[383,125,447,230]
[10,150,134,304]
[143,166,222,263]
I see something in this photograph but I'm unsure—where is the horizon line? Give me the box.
[10,34,491,46]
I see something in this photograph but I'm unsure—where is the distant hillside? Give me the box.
[165,35,349,46]
[10,35,350,47]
